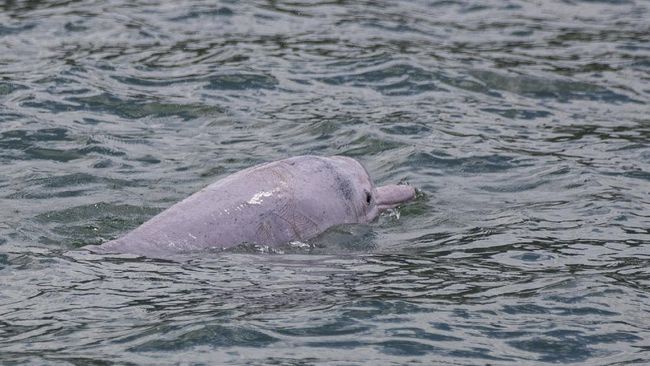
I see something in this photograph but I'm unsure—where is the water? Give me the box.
[1,0,649,364]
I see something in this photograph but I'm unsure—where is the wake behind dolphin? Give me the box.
[97,155,415,256]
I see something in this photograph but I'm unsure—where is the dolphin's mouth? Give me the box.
[375,184,416,211]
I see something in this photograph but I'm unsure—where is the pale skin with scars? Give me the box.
[96,155,416,257]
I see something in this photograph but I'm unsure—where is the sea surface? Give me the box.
[1,0,649,365]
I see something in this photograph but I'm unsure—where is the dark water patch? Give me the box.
[502,304,618,316]
[276,318,371,337]
[0,128,131,162]
[0,82,27,95]
[36,202,160,224]
[132,154,161,165]
[511,251,555,263]
[35,202,160,246]
[6,173,138,199]
[378,113,431,136]
[199,165,226,178]
[0,128,82,161]
[508,336,595,363]
[72,94,225,120]
[0,128,71,145]
[304,340,367,350]
[318,63,442,96]
[25,147,84,162]
[604,169,650,182]
[93,133,153,146]
[0,23,35,36]
[479,178,548,193]
[22,94,225,120]
[130,324,277,351]
[573,0,635,4]
[77,145,126,157]
[63,19,89,33]
[305,224,377,254]
[0,112,27,125]
[111,74,197,88]
[550,27,649,47]
[377,339,440,356]
[469,70,638,103]
[435,72,500,96]
[406,151,525,174]
[341,300,430,319]
[547,123,650,143]
[360,17,428,36]
[288,116,358,140]
[205,73,278,91]
[341,136,408,156]
[478,165,572,193]
[447,347,513,361]
[168,6,234,21]
[385,327,461,342]
[481,107,552,120]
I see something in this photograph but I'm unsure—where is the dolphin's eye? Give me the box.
[365,191,372,204]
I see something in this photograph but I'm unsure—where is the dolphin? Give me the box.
[97,155,415,256]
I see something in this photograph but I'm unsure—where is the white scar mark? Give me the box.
[188,233,197,239]
[247,191,273,205]
[247,187,281,205]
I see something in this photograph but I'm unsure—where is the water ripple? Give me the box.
[0,0,649,364]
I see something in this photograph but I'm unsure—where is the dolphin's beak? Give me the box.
[375,184,416,211]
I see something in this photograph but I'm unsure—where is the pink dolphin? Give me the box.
[98,155,415,256]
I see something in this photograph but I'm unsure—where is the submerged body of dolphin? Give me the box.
[98,155,415,256]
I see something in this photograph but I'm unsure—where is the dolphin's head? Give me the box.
[329,156,416,223]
